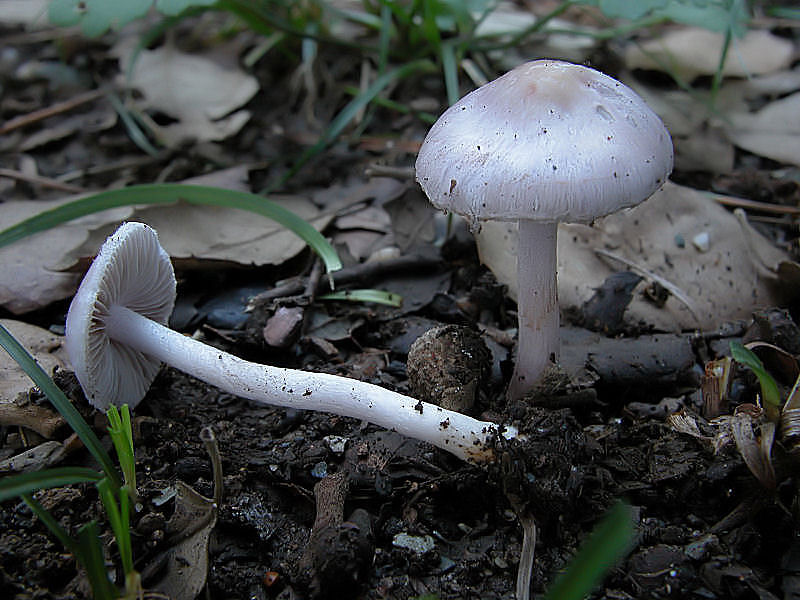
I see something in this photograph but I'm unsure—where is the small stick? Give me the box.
[516,515,537,600]
[248,253,442,306]
[0,168,87,194]
[0,88,106,135]
[200,426,224,507]
[711,193,800,216]
[299,472,348,578]
[0,402,65,438]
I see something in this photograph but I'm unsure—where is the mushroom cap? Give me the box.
[415,60,673,223]
[65,222,176,409]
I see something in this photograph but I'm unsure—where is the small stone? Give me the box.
[303,335,339,359]
[691,232,710,252]
[392,532,436,554]
[684,533,719,560]
[310,461,328,478]
[263,306,304,348]
[324,435,348,455]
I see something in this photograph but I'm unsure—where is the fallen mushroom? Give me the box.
[65,222,515,464]
[415,59,673,400]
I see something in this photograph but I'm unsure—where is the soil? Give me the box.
[2,13,800,600]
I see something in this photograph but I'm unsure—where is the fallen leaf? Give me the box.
[112,39,259,146]
[625,28,794,82]
[0,167,333,314]
[64,194,333,269]
[334,205,394,260]
[476,181,794,332]
[145,481,217,600]
[0,319,70,402]
[0,0,51,26]
[724,92,800,167]
[0,200,132,314]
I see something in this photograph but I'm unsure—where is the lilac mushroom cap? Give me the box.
[415,59,673,399]
[415,59,673,223]
[65,222,176,409]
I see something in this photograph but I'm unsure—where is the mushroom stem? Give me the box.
[508,220,559,401]
[104,305,512,464]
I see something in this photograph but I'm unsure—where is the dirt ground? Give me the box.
[2,7,800,600]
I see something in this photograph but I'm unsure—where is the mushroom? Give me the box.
[65,222,515,464]
[415,59,673,400]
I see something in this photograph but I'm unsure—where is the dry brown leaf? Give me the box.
[625,28,794,82]
[147,482,217,600]
[0,0,49,26]
[625,82,743,175]
[0,167,332,313]
[0,319,70,402]
[476,181,793,332]
[112,39,259,146]
[724,92,800,167]
[0,199,133,314]
[63,194,332,268]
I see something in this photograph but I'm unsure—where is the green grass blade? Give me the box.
[377,3,393,73]
[219,0,376,52]
[97,478,134,576]
[343,86,437,123]
[107,405,136,493]
[0,324,122,487]
[0,467,104,501]
[440,40,460,106]
[0,184,342,274]
[544,502,635,600]
[76,521,118,600]
[710,27,732,106]
[730,341,782,412]
[106,92,161,157]
[283,58,436,182]
[21,493,78,552]
[420,0,443,53]
[319,289,402,307]
[768,7,800,18]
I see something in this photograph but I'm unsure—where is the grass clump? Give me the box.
[0,323,141,599]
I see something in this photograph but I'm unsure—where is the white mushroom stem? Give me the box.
[508,220,559,401]
[104,305,514,464]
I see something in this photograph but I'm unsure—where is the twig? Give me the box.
[300,471,348,572]
[0,401,65,438]
[248,252,442,306]
[0,168,87,194]
[711,193,800,216]
[363,164,415,179]
[200,426,224,507]
[516,515,537,600]
[0,88,106,135]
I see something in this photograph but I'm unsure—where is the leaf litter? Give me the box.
[1,4,800,600]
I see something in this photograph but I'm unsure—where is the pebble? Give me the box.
[392,532,435,554]
[310,461,328,478]
[692,232,710,252]
[323,435,348,455]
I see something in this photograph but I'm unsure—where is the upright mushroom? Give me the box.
[415,59,673,400]
[65,222,515,464]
